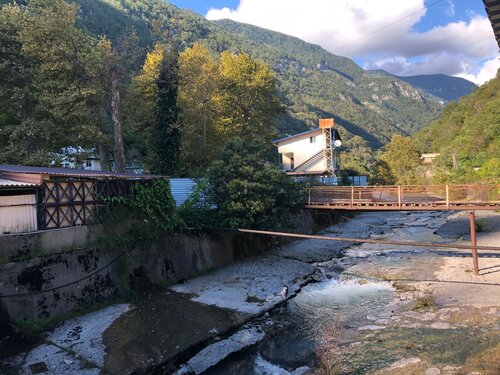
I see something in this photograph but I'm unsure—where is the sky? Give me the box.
[168,0,499,85]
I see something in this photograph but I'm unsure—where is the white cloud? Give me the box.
[206,0,499,83]
[457,57,500,85]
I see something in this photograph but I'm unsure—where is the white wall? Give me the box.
[0,194,37,234]
[277,130,326,173]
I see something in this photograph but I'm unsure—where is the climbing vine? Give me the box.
[96,179,182,234]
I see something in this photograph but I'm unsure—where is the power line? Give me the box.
[335,0,446,52]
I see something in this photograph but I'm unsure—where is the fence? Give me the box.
[307,184,500,210]
[38,179,143,229]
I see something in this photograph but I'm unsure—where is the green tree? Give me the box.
[415,71,499,183]
[208,137,305,229]
[340,135,375,175]
[0,0,111,165]
[154,46,180,175]
[369,160,396,185]
[0,4,27,156]
[178,42,219,172]
[378,134,421,185]
[214,52,282,143]
[128,43,165,170]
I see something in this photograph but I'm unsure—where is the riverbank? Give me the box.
[1,210,498,374]
[334,210,500,375]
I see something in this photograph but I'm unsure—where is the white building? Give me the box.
[273,119,342,177]
[51,146,102,171]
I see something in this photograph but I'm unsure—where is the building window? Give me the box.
[310,136,316,143]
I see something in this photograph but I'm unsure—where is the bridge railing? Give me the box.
[307,184,500,209]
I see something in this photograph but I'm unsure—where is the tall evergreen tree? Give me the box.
[155,47,180,175]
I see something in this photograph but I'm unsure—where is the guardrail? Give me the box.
[307,184,500,210]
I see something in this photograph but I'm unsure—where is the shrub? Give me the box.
[208,137,306,229]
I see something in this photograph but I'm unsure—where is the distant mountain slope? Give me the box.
[74,0,444,148]
[415,72,499,182]
[368,70,477,102]
[215,19,443,146]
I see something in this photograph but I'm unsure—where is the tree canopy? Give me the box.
[377,134,421,185]
[415,71,500,183]
[0,0,110,165]
[208,137,305,229]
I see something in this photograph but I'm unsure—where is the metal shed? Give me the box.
[0,178,39,234]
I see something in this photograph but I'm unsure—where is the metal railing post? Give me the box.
[308,188,311,206]
[445,185,450,208]
[470,211,479,275]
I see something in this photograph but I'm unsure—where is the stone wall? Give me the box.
[0,210,345,335]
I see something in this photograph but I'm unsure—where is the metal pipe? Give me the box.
[236,228,500,252]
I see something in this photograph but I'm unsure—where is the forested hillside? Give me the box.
[368,70,477,102]
[214,20,443,146]
[415,72,499,183]
[0,0,446,174]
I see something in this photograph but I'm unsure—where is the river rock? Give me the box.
[179,326,265,375]
[425,368,441,375]
[357,325,386,331]
[387,357,421,370]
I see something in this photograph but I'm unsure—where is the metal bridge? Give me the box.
[304,184,500,275]
[306,184,500,211]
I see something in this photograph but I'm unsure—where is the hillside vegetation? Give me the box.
[368,71,476,102]
[1,0,452,177]
[415,72,499,183]
[72,0,444,148]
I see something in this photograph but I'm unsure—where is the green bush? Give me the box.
[207,137,306,229]
[95,179,181,234]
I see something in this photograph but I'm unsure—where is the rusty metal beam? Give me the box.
[237,228,500,252]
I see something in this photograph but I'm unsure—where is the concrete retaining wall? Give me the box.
[0,210,345,335]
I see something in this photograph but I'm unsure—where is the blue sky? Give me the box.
[169,0,499,84]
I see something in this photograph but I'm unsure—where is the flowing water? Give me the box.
[207,275,395,374]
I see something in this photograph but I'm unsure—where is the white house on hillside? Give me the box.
[273,118,342,177]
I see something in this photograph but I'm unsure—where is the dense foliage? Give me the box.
[155,47,180,175]
[0,0,113,164]
[377,134,421,185]
[97,179,180,233]
[177,44,282,175]
[208,138,305,229]
[415,72,500,183]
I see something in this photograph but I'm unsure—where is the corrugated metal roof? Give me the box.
[0,164,163,180]
[170,178,197,207]
[0,178,39,187]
